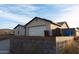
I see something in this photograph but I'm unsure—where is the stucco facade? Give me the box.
[75,29,79,36]
[25,18,61,36]
[25,19,50,36]
[50,24,60,29]
[14,25,25,36]
[14,17,69,36]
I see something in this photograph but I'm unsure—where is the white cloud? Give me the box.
[0,10,32,24]
[0,4,41,29]
[1,4,79,29]
[17,4,39,11]
[0,21,18,29]
[0,4,39,16]
[52,5,79,28]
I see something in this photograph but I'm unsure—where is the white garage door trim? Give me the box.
[28,26,46,36]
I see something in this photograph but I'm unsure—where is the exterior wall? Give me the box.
[76,29,79,36]
[25,19,52,36]
[10,36,74,54]
[10,37,56,54]
[76,31,79,36]
[50,24,59,29]
[50,24,60,36]
[0,39,10,54]
[14,26,25,36]
[56,36,74,53]
[59,23,68,29]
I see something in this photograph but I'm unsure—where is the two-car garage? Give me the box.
[28,26,46,36]
[24,17,60,36]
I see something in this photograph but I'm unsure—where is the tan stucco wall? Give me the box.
[25,18,61,36]
[14,26,25,36]
[26,19,51,29]
[25,19,52,36]
[50,24,59,29]
[76,30,79,36]
[56,36,74,42]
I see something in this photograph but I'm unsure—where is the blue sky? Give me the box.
[0,4,79,29]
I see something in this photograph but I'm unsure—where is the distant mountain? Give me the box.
[0,29,14,35]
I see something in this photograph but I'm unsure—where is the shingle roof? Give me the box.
[25,17,61,27]
[14,17,69,29]
[57,21,69,28]
[14,24,24,29]
[57,22,66,25]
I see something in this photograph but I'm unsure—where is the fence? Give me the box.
[10,36,56,54]
[0,35,75,54]
[56,36,74,53]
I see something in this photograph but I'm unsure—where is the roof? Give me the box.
[14,24,24,29]
[57,21,69,28]
[25,17,61,27]
[57,22,66,25]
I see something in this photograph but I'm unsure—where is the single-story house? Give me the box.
[24,17,69,36]
[14,24,25,36]
[57,22,69,29]
[14,17,69,36]
[13,17,77,54]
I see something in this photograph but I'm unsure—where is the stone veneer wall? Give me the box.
[10,36,56,54]
[10,36,74,54]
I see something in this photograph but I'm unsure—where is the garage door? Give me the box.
[29,26,46,36]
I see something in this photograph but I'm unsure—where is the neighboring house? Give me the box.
[14,24,25,36]
[14,17,69,36]
[57,22,69,29]
[51,28,76,36]
[0,29,14,35]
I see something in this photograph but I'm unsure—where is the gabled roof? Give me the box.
[57,22,66,25]
[57,21,69,28]
[25,17,61,27]
[14,24,24,29]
